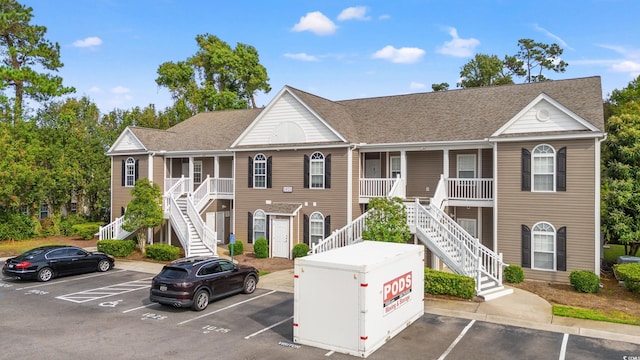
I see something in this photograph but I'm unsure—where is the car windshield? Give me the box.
[158,267,189,280]
[15,248,48,260]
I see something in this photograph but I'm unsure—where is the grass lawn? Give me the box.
[553,305,640,326]
[0,238,70,257]
[603,243,639,262]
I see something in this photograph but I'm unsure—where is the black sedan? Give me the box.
[150,256,259,311]
[2,245,115,282]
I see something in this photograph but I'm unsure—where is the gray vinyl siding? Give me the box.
[153,156,164,190]
[482,149,493,178]
[234,148,350,245]
[406,150,442,199]
[496,138,597,283]
[219,157,233,177]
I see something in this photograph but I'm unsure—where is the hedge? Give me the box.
[424,268,475,299]
[97,239,136,257]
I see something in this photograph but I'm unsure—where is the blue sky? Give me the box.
[22,0,640,113]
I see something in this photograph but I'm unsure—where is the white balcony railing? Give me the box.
[192,176,234,211]
[446,178,493,201]
[359,178,396,198]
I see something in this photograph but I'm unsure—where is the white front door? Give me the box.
[271,218,290,258]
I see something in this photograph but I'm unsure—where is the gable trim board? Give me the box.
[108,127,148,153]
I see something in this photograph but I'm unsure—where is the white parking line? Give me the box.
[177,290,277,325]
[13,269,127,290]
[56,278,152,303]
[244,315,294,339]
[559,333,569,360]
[122,303,157,313]
[437,319,475,360]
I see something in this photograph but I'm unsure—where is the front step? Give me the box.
[478,286,513,301]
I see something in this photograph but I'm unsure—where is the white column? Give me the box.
[477,148,482,177]
[214,156,220,178]
[347,147,353,222]
[189,156,194,191]
[492,142,498,252]
[400,150,407,180]
[148,153,154,183]
[595,138,602,276]
[478,207,483,244]
[443,149,449,177]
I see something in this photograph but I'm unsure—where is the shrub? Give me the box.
[424,268,475,299]
[60,215,86,236]
[504,264,525,284]
[0,213,35,240]
[292,243,310,258]
[569,270,600,293]
[253,237,269,258]
[71,223,100,240]
[615,263,640,294]
[97,239,136,257]
[229,240,244,256]
[145,244,181,261]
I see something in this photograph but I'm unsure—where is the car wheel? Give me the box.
[192,289,210,311]
[37,267,54,282]
[97,259,111,272]
[243,275,257,294]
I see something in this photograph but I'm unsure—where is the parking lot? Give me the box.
[1,267,639,359]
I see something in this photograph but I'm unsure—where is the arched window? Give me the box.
[310,212,324,246]
[125,157,136,187]
[532,222,555,270]
[253,210,266,241]
[253,154,267,189]
[310,152,324,189]
[532,145,555,191]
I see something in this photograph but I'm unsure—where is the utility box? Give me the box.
[293,241,424,358]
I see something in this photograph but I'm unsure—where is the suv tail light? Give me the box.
[15,261,31,269]
[174,282,194,288]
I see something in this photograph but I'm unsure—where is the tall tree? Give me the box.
[431,83,449,92]
[515,38,568,83]
[458,54,516,88]
[0,0,75,124]
[156,34,270,119]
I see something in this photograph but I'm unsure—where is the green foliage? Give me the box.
[145,244,181,261]
[614,263,640,294]
[253,237,269,258]
[504,265,525,284]
[424,268,475,299]
[36,217,57,237]
[122,179,163,253]
[553,305,640,326]
[0,212,34,240]
[97,239,136,257]
[71,223,100,240]
[229,240,244,256]
[362,197,410,243]
[515,38,567,83]
[292,243,310,258]
[458,54,515,88]
[569,270,600,293]
[60,215,86,236]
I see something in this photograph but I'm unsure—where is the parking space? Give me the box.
[1,269,639,360]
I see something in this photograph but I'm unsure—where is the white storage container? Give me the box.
[293,241,424,358]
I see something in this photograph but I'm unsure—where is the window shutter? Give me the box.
[134,160,139,181]
[303,155,310,188]
[265,215,270,240]
[247,156,253,188]
[325,154,331,189]
[247,212,253,244]
[303,214,309,245]
[521,225,531,268]
[557,147,566,192]
[521,149,531,191]
[121,207,125,217]
[267,156,272,188]
[557,226,567,271]
[121,160,125,186]
[324,215,331,240]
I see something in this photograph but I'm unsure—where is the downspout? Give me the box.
[492,141,498,253]
[595,134,607,277]
[347,144,356,222]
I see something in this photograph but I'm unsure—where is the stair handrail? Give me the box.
[387,175,406,199]
[431,174,448,210]
[167,196,191,255]
[311,210,370,254]
[99,216,134,240]
[185,194,218,256]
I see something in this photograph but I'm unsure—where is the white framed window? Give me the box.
[532,222,556,270]
[125,157,136,187]
[253,154,267,189]
[310,152,325,189]
[310,212,324,246]
[193,161,203,184]
[457,154,476,178]
[533,144,555,191]
[457,218,477,237]
[253,210,266,241]
[390,156,401,178]
[39,204,49,219]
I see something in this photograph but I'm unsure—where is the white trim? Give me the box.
[493,142,498,252]
[491,93,601,137]
[347,146,353,223]
[106,127,148,154]
[148,154,154,184]
[531,222,557,271]
[531,144,556,192]
[489,132,604,143]
[358,140,494,152]
[456,154,476,178]
[228,143,350,152]
[443,149,449,178]
[110,157,114,222]
[595,137,603,276]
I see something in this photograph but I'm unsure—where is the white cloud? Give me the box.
[111,86,131,94]
[596,44,640,76]
[436,27,479,58]
[532,24,572,50]
[611,60,640,74]
[372,45,425,64]
[292,11,337,35]
[88,86,102,93]
[410,81,426,90]
[338,6,370,21]
[379,14,391,20]
[284,53,319,62]
[73,36,103,48]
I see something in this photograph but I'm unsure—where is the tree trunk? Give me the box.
[137,228,147,255]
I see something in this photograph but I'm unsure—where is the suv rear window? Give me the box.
[158,267,189,280]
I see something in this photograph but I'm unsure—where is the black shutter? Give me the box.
[247,156,253,188]
[521,149,531,191]
[121,207,125,217]
[303,214,309,245]
[521,225,531,268]
[557,226,567,271]
[247,212,253,244]
[267,156,272,188]
[121,160,125,186]
[324,215,331,240]
[325,154,331,189]
[303,155,310,188]
[557,147,566,192]
[265,215,270,240]
[134,160,139,181]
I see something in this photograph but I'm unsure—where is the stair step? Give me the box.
[478,287,513,301]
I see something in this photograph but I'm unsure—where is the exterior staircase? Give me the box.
[173,197,216,257]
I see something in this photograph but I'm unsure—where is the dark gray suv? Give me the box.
[149,256,259,311]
